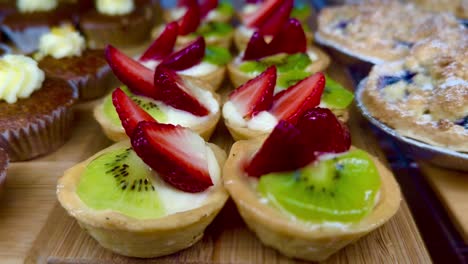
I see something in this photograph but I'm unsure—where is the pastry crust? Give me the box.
[57,141,229,258]
[223,138,401,261]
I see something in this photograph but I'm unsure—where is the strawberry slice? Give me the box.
[242,0,282,28]
[159,37,205,71]
[228,66,276,118]
[270,72,325,124]
[200,0,218,18]
[258,0,293,36]
[178,4,201,36]
[112,88,156,137]
[269,18,307,55]
[131,121,213,193]
[177,0,197,7]
[139,22,179,62]
[105,45,155,98]
[242,32,271,61]
[154,67,209,116]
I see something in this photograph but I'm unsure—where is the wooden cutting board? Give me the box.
[0,64,431,263]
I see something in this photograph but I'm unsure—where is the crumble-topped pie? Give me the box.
[362,28,468,152]
[316,2,462,64]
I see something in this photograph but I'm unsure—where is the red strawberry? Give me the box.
[178,4,201,36]
[270,72,325,124]
[242,0,282,28]
[245,0,263,3]
[105,45,155,98]
[178,0,197,7]
[228,66,276,118]
[112,88,156,137]
[131,121,213,193]
[139,22,179,62]
[269,18,307,55]
[200,0,218,18]
[258,0,293,36]
[154,67,210,116]
[159,37,205,71]
[242,32,271,61]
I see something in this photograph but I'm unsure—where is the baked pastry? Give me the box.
[316,2,462,64]
[223,108,401,261]
[0,148,8,198]
[223,68,352,141]
[0,54,78,161]
[80,0,157,49]
[58,116,228,257]
[95,46,221,141]
[228,18,329,89]
[35,24,115,101]
[163,0,234,24]
[362,28,468,152]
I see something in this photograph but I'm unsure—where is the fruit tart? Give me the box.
[228,18,330,89]
[153,2,234,49]
[0,147,8,198]
[0,54,78,161]
[234,0,313,51]
[223,108,401,261]
[315,2,462,64]
[141,26,230,91]
[95,46,221,142]
[163,0,234,24]
[80,0,157,49]
[34,24,115,101]
[223,68,352,140]
[362,27,468,152]
[58,112,228,257]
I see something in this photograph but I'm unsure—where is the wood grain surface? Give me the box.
[0,65,431,263]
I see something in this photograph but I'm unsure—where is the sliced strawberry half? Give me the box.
[131,121,213,193]
[270,72,325,124]
[154,67,209,116]
[105,45,155,98]
[178,4,201,36]
[200,0,218,18]
[242,32,271,61]
[258,0,293,36]
[177,0,197,7]
[228,66,276,118]
[112,88,156,137]
[139,22,178,62]
[242,0,282,28]
[159,37,205,71]
[269,18,307,55]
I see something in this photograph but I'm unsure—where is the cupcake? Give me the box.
[34,24,115,101]
[0,54,78,161]
[224,108,401,261]
[0,148,8,198]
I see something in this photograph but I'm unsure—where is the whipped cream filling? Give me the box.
[140,58,219,77]
[222,101,278,132]
[17,0,57,13]
[36,25,86,59]
[96,0,134,15]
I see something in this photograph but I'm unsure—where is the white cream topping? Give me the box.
[37,25,86,59]
[222,101,278,132]
[169,7,187,21]
[17,0,57,13]
[0,55,45,104]
[96,0,134,15]
[242,4,259,14]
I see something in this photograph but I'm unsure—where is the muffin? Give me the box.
[0,54,78,161]
[0,148,8,198]
[362,28,468,152]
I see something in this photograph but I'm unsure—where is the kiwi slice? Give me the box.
[204,45,232,65]
[196,22,233,38]
[257,149,381,222]
[239,53,311,74]
[77,147,165,219]
[321,76,354,109]
[217,1,234,16]
[103,87,167,126]
[277,70,311,90]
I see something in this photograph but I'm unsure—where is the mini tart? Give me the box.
[362,29,468,152]
[227,47,331,88]
[38,49,117,101]
[315,2,462,64]
[94,77,222,142]
[0,77,78,161]
[223,138,401,261]
[0,147,8,198]
[57,140,229,258]
[79,0,155,49]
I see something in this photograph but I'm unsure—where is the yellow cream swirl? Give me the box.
[0,55,45,104]
[37,25,86,60]
[96,0,135,15]
[17,0,58,13]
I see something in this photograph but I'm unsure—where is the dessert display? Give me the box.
[223,68,353,140]
[223,107,401,261]
[163,0,234,24]
[79,0,157,49]
[362,28,468,152]
[228,18,330,88]
[58,98,228,257]
[0,147,8,198]
[35,24,114,101]
[316,2,462,64]
[95,45,221,141]
[0,54,78,161]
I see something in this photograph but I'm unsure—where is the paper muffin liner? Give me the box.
[0,148,8,197]
[71,65,116,101]
[0,106,74,161]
